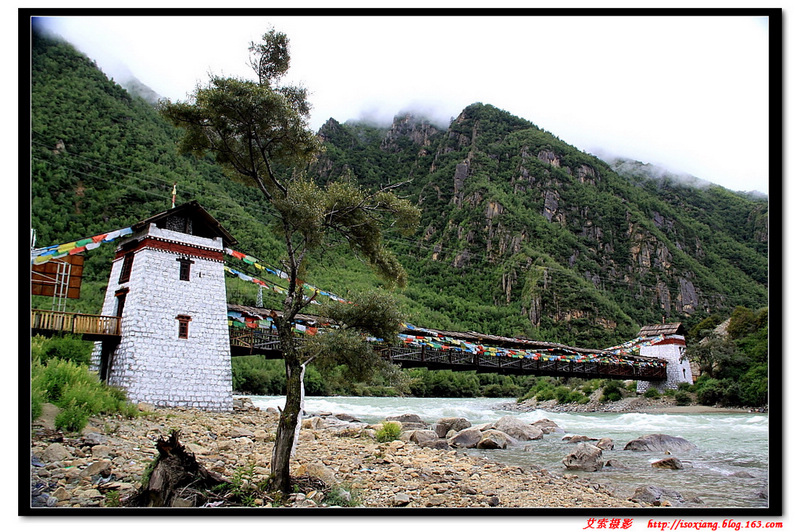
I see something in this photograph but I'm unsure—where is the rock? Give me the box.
[730,471,755,478]
[91,445,113,458]
[651,457,684,470]
[425,495,446,507]
[386,413,424,424]
[562,435,597,444]
[604,459,627,469]
[433,417,471,438]
[596,438,614,450]
[404,429,439,446]
[334,413,361,423]
[532,418,563,434]
[393,492,411,506]
[562,443,604,472]
[631,485,685,506]
[171,497,194,507]
[40,443,72,462]
[419,439,450,450]
[82,432,108,446]
[229,427,256,439]
[295,462,337,487]
[624,434,697,453]
[184,443,210,455]
[448,427,483,448]
[486,495,501,507]
[52,486,71,501]
[253,429,269,441]
[492,416,543,441]
[82,459,112,477]
[477,430,514,449]
[302,417,324,430]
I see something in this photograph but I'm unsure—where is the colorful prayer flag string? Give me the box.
[31,227,133,265]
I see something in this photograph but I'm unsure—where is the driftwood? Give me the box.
[126,430,229,507]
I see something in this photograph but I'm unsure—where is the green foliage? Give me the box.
[323,483,362,507]
[643,387,660,399]
[375,421,402,443]
[600,380,624,402]
[31,337,137,432]
[54,405,89,432]
[674,390,692,406]
[36,334,94,365]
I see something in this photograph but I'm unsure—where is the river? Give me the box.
[248,395,770,508]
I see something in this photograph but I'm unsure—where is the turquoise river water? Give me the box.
[248,395,770,509]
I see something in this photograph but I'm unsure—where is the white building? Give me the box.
[635,323,694,393]
[91,202,236,411]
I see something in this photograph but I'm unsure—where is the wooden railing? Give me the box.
[31,309,121,338]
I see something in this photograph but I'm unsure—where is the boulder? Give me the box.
[393,492,412,507]
[624,434,697,453]
[562,443,603,472]
[477,429,514,449]
[651,457,684,470]
[40,443,72,463]
[562,435,597,444]
[334,413,361,423]
[386,413,424,425]
[604,459,627,469]
[447,427,483,448]
[596,438,615,450]
[229,427,256,439]
[294,463,337,487]
[301,417,324,430]
[532,418,563,434]
[403,429,439,445]
[419,439,450,450]
[82,459,112,477]
[492,416,543,441]
[433,417,471,438]
[631,485,685,506]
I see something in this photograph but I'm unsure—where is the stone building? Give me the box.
[91,201,237,411]
[635,323,694,393]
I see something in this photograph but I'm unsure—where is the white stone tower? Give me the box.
[92,201,236,411]
[636,323,694,393]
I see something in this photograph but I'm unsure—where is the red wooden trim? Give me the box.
[115,237,224,261]
[652,337,686,346]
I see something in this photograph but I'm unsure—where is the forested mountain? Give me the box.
[29,28,769,349]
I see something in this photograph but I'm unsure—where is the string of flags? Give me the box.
[223,247,351,304]
[227,309,666,369]
[31,227,134,265]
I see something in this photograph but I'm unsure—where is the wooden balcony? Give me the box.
[31,309,121,341]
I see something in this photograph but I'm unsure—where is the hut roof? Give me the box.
[133,200,238,246]
[637,323,686,338]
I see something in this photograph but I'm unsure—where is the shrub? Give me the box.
[55,404,89,432]
[674,390,691,406]
[643,388,661,399]
[40,334,94,365]
[375,421,402,443]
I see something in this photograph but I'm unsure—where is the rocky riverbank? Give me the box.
[30,398,650,510]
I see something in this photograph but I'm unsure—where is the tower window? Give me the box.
[119,252,135,283]
[177,257,194,281]
[176,315,192,339]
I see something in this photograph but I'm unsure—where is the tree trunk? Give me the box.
[268,350,303,494]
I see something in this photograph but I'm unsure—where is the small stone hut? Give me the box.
[91,201,237,411]
[635,323,693,393]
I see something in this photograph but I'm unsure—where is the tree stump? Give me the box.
[126,430,229,507]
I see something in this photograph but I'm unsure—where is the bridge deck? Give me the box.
[31,309,121,341]
[228,327,668,381]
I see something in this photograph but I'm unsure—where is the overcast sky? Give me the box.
[36,13,771,194]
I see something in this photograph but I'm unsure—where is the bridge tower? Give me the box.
[635,323,693,393]
[91,201,237,411]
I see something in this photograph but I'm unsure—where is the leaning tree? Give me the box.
[160,29,419,494]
